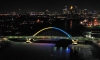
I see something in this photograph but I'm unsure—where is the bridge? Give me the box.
[1,27,95,44]
[6,27,72,40]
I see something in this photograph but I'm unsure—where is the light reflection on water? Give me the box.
[53,47,71,60]
[33,43,71,60]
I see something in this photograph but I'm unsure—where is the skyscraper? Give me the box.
[62,6,68,14]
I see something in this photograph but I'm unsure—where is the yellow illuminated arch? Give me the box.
[33,27,52,37]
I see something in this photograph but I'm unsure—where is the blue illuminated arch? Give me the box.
[52,27,71,38]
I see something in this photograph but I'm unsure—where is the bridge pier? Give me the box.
[26,38,32,43]
[55,39,72,47]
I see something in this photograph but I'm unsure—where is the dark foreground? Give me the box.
[0,41,80,60]
[0,41,100,60]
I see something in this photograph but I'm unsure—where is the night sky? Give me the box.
[0,0,100,12]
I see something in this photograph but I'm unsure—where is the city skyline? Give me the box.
[0,0,100,12]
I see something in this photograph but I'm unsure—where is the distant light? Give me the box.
[37,19,40,23]
[94,19,97,22]
[12,18,14,20]
[80,21,83,24]
[46,10,49,12]
[70,6,73,10]
[91,37,94,39]
[84,19,87,22]
[19,9,21,11]
[84,9,87,10]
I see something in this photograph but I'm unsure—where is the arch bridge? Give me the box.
[6,27,78,45]
[26,27,78,44]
